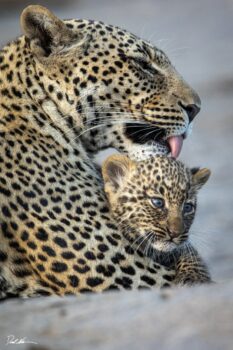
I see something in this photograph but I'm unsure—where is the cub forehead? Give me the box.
[136,156,190,190]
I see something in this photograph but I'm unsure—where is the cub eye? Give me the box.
[183,203,194,214]
[151,197,165,208]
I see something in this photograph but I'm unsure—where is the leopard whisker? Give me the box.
[123,124,161,139]
[48,118,143,148]
[135,232,151,254]
[144,231,154,257]
[70,119,148,142]
[137,128,164,143]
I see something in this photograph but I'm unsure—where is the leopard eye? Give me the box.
[151,197,164,208]
[133,57,159,75]
[183,203,194,214]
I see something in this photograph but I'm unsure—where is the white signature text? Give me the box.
[6,335,38,345]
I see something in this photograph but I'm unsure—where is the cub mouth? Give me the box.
[152,240,179,253]
[124,123,184,158]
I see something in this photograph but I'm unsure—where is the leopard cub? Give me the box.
[102,154,212,286]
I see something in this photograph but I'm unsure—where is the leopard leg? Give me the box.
[0,255,55,300]
[0,266,54,300]
[173,243,212,286]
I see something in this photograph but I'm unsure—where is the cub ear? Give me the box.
[191,167,211,190]
[102,154,136,193]
[20,5,75,57]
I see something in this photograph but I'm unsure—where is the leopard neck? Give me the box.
[0,37,86,152]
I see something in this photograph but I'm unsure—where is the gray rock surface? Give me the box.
[0,282,233,350]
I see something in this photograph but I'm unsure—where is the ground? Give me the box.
[0,282,233,350]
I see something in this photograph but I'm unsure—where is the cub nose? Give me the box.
[168,216,184,239]
[168,229,180,239]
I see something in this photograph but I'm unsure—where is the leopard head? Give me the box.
[21,5,201,158]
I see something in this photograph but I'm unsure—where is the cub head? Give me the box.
[21,5,201,157]
[102,155,210,255]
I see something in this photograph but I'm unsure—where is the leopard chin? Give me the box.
[126,141,169,162]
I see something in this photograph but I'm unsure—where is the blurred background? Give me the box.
[0,0,232,282]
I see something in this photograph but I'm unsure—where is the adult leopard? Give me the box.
[0,5,201,298]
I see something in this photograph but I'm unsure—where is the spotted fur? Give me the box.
[0,5,201,298]
[102,155,212,285]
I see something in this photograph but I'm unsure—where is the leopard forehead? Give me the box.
[64,19,170,65]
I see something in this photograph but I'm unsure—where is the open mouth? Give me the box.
[124,123,184,158]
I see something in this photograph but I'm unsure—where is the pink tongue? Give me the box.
[167,135,183,158]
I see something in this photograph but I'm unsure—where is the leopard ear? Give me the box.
[191,168,211,190]
[102,154,136,193]
[20,5,75,57]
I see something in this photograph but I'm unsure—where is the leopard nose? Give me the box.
[185,104,200,122]
[181,103,200,123]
